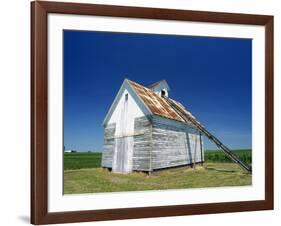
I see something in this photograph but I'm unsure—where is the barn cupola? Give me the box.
[148,80,170,98]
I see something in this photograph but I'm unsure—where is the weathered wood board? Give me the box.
[132,116,152,171]
[151,116,204,170]
[101,123,116,168]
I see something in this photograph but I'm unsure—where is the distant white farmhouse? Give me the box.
[102,79,204,173]
[64,149,77,153]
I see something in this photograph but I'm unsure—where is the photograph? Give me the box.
[63,30,252,194]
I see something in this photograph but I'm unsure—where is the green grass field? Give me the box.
[63,150,252,194]
[64,152,101,170]
[204,149,252,164]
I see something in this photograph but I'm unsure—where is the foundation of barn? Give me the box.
[102,161,204,175]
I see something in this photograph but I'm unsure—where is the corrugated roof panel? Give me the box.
[128,80,201,125]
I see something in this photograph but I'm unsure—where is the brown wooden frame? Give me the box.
[31,1,274,224]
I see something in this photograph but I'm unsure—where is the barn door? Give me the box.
[113,136,133,173]
[112,93,133,173]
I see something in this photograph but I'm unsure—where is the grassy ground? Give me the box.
[64,162,251,194]
[63,150,252,194]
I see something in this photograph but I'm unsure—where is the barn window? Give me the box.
[125,93,128,101]
[161,90,166,97]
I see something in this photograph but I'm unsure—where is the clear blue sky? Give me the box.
[64,30,252,151]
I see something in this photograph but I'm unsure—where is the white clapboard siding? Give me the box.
[102,115,204,172]
[132,116,152,171]
[151,116,203,170]
[101,123,116,168]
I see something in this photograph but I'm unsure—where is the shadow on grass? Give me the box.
[206,167,237,173]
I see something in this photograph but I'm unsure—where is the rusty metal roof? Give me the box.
[128,80,201,125]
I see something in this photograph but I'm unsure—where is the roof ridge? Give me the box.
[147,80,167,88]
[127,79,153,92]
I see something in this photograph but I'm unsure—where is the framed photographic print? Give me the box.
[31,1,274,225]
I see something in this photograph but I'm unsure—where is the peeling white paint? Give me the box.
[108,87,146,173]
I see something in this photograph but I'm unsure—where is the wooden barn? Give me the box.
[101,79,204,174]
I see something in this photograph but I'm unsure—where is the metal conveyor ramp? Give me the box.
[164,97,252,173]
